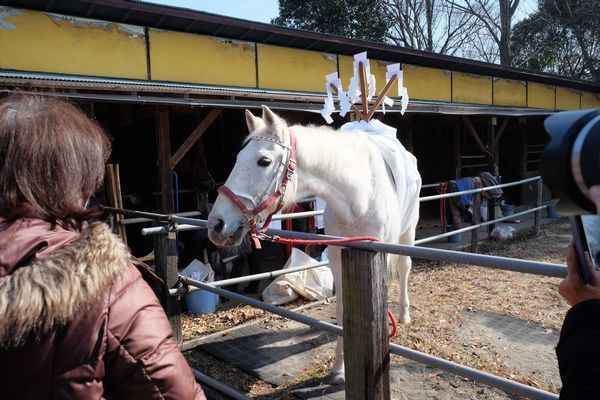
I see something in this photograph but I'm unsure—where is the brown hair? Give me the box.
[0,94,111,229]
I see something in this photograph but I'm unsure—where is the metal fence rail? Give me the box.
[181,276,558,400]
[419,176,540,202]
[415,204,548,245]
[132,211,564,278]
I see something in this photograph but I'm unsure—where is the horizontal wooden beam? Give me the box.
[170,109,221,169]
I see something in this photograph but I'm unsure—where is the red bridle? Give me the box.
[218,131,297,246]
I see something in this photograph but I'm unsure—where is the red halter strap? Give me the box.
[218,130,297,239]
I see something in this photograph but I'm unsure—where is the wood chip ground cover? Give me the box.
[185,221,571,398]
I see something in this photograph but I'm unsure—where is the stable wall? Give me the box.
[1,6,598,110]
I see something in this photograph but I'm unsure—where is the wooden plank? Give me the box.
[527,82,555,110]
[149,29,256,87]
[581,92,600,108]
[342,248,390,400]
[0,8,147,79]
[493,78,526,107]
[257,44,337,92]
[452,72,493,105]
[170,109,221,169]
[403,64,451,102]
[556,87,581,110]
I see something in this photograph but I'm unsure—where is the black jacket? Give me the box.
[557,299,600,399]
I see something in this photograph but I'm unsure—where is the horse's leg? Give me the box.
[397,225,416,324]
[328,247,345,384]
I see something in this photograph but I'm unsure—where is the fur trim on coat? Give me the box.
[0,223,129,346]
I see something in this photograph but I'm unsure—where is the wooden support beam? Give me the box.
[342,248,390,400]
[493,118,510,148]
[461,116,490,157]
[154,106,181,344]
[359,61,369,120]
[170,109,221,169]
[157,107,174,213]
[105,163,127,242]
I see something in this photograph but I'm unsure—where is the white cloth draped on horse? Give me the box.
[340,120,421,237]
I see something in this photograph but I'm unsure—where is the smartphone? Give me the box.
[570,215,600,284]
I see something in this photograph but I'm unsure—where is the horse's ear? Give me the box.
[245,109,264,133]
[261,105,283,128]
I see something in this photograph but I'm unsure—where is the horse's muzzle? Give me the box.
[207,215,246,247]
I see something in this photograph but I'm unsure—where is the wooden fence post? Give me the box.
[534,179,543,235]
[154,228,182,344]
[342,248,390,400]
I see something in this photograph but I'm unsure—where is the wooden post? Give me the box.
[454,121,462,178]
[105,163,127,242]
[155,107,182,344]
[534,179,543,235]
[471,196,480,252]
[342,248,390,400]
[488,199,496,238]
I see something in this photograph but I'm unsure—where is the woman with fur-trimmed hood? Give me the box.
[0,95,205,399]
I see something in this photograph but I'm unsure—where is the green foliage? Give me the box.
[272,0,390,43]
[511,0,600,81]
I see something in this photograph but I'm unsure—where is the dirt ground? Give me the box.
[184,220,571,398]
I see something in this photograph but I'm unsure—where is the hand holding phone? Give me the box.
[570,215,597,284]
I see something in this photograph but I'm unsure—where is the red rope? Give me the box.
[261,233,398,338]
[387,309,398,338]
[269,235,380,246]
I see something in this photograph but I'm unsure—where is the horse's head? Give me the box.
[208,106,296,247]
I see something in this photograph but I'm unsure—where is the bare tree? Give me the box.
[384,0,479,56]
[451,0,521,65]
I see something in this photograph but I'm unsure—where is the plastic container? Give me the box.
[181,259,219,315]
[186,289,219,315]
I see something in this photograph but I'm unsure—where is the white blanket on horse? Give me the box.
[340,120,421,233]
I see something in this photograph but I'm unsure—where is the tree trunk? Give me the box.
[499,0,511,66]
[425,0,434,52]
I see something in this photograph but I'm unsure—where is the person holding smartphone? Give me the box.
[557,185,600,399]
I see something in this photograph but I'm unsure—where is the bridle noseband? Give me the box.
[218,131,297,245]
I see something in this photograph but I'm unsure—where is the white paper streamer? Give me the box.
[319,53,409,123]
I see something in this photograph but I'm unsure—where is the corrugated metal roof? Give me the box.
[0,70,553,116]
[3,0,599,93]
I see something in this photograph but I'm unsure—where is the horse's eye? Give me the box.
[257,156,272,167]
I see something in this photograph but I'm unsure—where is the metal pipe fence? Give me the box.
[172,260,329,294]
[419,176,540,202]
[414,204,548,245]
[181,276,558,400]
[132,211,564,278]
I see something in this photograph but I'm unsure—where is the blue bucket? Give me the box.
[186,289,219,315]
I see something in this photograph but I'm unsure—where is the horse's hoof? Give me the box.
[328,370,345,385]
[398,310,411,324]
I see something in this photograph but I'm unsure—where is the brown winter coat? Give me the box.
[0,219,205,399]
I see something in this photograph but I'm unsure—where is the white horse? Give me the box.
[207,106,421,383]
